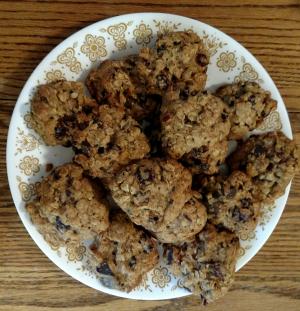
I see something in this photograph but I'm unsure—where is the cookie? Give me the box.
[216,81,277,140]
[199,171,261,238]
[160,92,230,174]
[86,56,160,120]
[137,31,209,96]
[31,80,97,146]
[228,131,298,204]
[154,192,207,244]
[90,212,159,292]
[26,163,109,248]
[164,224,240,304]
[107,158,192,232]
[73,105,150,179]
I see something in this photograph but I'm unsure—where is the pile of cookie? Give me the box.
[26,31,298,304]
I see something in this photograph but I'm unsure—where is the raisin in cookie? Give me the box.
[73,105,150,179]
[199,171,261,238]
[164,224,240,304]
[154,192,207,244]
[90,212,159,291]
[86,57,159,120]
[228,131,298,204]
[137,31,209,96]
[26,163,109,248]
[216,81,277,140]
[31,81,97,146]
[160,92,230,174]
[107,158,192,232]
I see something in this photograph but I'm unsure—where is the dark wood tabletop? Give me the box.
[0,1,300,310]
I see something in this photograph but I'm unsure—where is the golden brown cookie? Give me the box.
[26,163,109,248]
[90,212,159,292]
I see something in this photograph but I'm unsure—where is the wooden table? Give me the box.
[1,1,300,310]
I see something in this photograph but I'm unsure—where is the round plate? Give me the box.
[7,13,292,300]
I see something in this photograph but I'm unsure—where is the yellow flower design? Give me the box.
[23,113,35,129]
[153,20,181,36]
[57,47,82,74]
[81,34,107,62]
[202,32,226,57]
[66,243,86,262]
[17,179,39,202]
[45,69,65,83]
[19,156,40,176]
[234,63,259,82]
[257,111,282,131]
[107,23,128,50]
[16,128,40,155]
[151,267,171,288]
[217,52,237,72]
[133,23,153,45]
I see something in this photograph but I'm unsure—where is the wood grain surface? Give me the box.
[0,1,300,310]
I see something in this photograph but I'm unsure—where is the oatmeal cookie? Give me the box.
[160,92,230,173]
[86,57,159,120]
[90,212,159,291]
[216,81,277,139]
[199,171,261,238]
[31,80,97,146]
[164,224,240,304]
[137,31,209,96]
[26,163,109,247]
[228,131,298,204]
[107,158,192,232]
[154,192,207,244]
[73,107,150,179]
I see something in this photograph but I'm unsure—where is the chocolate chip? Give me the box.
[53,170,61,180]
[156,75,168,90]
[96,262,114,276]
[179,88,190,100]
[98,147,105,154]
[254,144,265,156]
[83,105,93,114]
[129,256,137,269]
[248,94,256,104]
[196,53,208,67]
[166,248,173,265]
[78,121,89,130]
[139,93,147,104]
[157,44,166,54]
[267,162,274,171]
[233,207,250,222]
[149,215,159,223]
[212,191,221,199]
[45,163,53,172]
[66,189,72,197]
[221,112,229,121]
[55,216,70,232]
[55,125,67,139]
[80,140,91,156]
[227,187,237,199]
[241,198,251,208]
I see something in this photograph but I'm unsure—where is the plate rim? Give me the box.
[6,12,293,300]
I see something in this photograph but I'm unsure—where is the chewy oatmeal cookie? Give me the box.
[228,131,298,204]
[137,31,209,96]
[154,192,207,244]
[107,158,192,232]
[216,81,277,140]
[86,57,160,120]
[199,171,261,238]
[26,163,109,247]
[31,80,97,146]
[73,105,150,179]
[164,224,240,304]
[160,92,230,174]
[90,212,159,291]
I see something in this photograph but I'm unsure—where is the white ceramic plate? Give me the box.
[7,13,292,300]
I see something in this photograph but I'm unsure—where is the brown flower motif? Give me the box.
[19,156,40,176]
[66,243,86,262]
[234,63,259,82]
[217,52,237,72]
[81,34,107,62]
[151,267,171,288]
[133,23,153,45]
[45,69,65,83]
